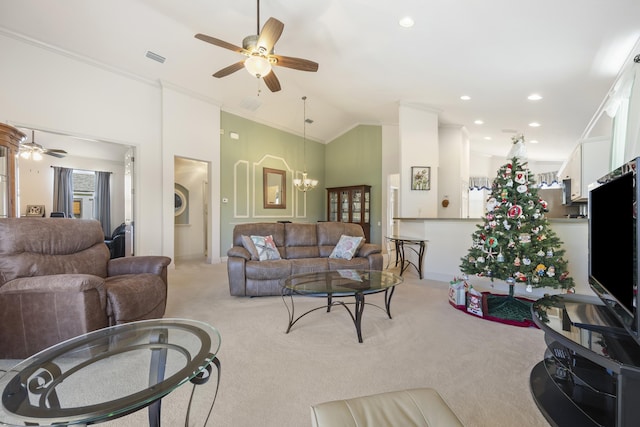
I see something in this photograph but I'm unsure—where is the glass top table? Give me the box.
[280,270,403,343]
[0,318,221,427]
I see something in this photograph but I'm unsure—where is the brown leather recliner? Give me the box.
[0,218,171,359]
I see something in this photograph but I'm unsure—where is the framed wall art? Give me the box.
[411,166,430,190]
[25,204,45,217]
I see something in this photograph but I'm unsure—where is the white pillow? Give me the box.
[329,235,363,260]
[250,235,281,261]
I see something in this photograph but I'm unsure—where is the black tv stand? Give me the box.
[531,294,640,427]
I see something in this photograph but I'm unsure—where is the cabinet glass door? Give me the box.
[364,191,370,223]
[352,189,361,222]
[340,191,349,222]
[329,191,339,221]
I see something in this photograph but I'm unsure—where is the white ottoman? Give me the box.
[310,388,463,427]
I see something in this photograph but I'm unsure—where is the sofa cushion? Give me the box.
[317,222,366,257]
[245,259,292,280]
[329,235,363,260]
[291,258,330,275]
[328,257,370,270]
[284,223,320,259]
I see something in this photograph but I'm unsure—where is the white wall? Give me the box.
[398,103,439,217]
[161,85,221,264]
[0,33,221,260]
[438,125,469,218]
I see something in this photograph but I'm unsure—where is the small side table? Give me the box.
[0,318,221,427]
[386,236,428,279]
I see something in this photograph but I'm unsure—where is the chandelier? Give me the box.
[293,96,318,192]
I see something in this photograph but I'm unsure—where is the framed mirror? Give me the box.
[263,167,286,209]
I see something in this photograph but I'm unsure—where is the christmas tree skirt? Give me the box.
[451,292,538,328]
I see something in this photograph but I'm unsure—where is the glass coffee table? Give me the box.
[0,318,221,427]
[280,270,403,343]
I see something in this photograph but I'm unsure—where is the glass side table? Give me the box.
[0,318,221,427]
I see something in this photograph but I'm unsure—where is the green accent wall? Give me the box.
[325,125,383,244]
[219,114,383,254]
[220,112,325,254]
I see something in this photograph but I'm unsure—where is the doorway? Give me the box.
[174,156,209,264]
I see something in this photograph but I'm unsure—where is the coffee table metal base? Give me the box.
[282,287,396,343]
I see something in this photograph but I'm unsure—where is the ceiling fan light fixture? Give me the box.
[32,151,43,161]
[245,55,272,78]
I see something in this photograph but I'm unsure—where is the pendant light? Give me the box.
[293,96,318,192]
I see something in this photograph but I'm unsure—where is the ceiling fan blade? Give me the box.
[271,55,319,72]
[213,61,246,78]
[195,33,245,53]
[263,70,281,92]
[257,17,284,53]
[44,150,66,158]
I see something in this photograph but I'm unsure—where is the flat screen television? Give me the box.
[589,157,639,338]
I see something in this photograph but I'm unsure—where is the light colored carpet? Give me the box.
[4,261,552,426]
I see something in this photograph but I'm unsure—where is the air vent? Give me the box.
[240,97,262,112]
[145,51,166,63]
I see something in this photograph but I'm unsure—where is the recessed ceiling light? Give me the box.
[528,122,541,127]
[483,136,492,140]
[460,95,471,101]
[474,120,484,125]
[529,140,539,144]
[398,16,414,28]
[527,94,543,101]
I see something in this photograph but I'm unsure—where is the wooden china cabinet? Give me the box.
[326,185,371,242]
[0,123,26,218]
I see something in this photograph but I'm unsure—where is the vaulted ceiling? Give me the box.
[1,0,639,162]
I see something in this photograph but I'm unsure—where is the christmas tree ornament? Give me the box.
[523,257,531,265]
[503,220,511,230]
[497,252,505,262]
[537,250,545,257]
[514,171,527,184]
[506,179,514,187]
[517,184,528,193]
[546,249,554,257]
[519,234,531,243]
[514,256,521,266]
[487,237,498,248]
[547,266,556,277]
[532,275,540,284]
[486,197,498,211]
[526,284,533,292]
[477,256,485,263]
[508,205,523,218]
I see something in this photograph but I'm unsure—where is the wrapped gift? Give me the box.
[448,279,466,307]
[466,287,485,317]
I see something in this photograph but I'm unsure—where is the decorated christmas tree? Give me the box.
[459,135,574,320]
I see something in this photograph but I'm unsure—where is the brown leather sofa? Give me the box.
[0,218,171,359]
[227,222,382,296]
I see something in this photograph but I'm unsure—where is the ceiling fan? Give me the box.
[19,130,67,160]
[195,0,319,92]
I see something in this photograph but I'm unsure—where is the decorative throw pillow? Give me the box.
[329,235,363,260]
[250,235,281,261]
[241,235,260,260]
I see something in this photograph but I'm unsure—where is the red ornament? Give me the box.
[508,205,523,218]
